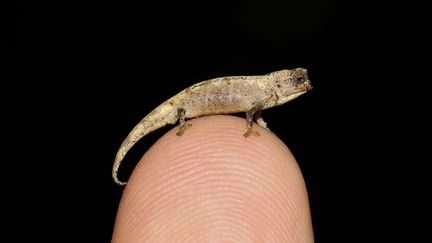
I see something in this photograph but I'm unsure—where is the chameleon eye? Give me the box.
[294,74,306,84]
[293,69,308,85]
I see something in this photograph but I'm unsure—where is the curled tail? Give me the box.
[112,102,177,185]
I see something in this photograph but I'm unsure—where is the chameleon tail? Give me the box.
[112,102,177,186]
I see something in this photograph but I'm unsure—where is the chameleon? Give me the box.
[113,68,313,186]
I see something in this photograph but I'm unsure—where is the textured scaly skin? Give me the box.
[113,68,313,185]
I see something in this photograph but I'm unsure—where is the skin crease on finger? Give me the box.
[112,115,314,243]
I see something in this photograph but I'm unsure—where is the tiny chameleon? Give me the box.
[113,68,313,186]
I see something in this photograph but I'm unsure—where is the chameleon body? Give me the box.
[113,68,313,185]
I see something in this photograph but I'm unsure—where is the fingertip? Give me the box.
[113,115,313,242]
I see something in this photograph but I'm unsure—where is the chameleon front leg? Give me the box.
[243,103,265,137]
[254,110,268,129]
[252,93,279,132]
[176,108,192,136]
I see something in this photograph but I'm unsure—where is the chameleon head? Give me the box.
[270,68,313,105]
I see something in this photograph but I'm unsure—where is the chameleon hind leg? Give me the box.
[176,108,192,136]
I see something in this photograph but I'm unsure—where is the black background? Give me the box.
[8,0,429,242]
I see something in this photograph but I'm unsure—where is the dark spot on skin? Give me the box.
[222,77,232,85]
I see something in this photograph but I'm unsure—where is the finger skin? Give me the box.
[112,115,314,242]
